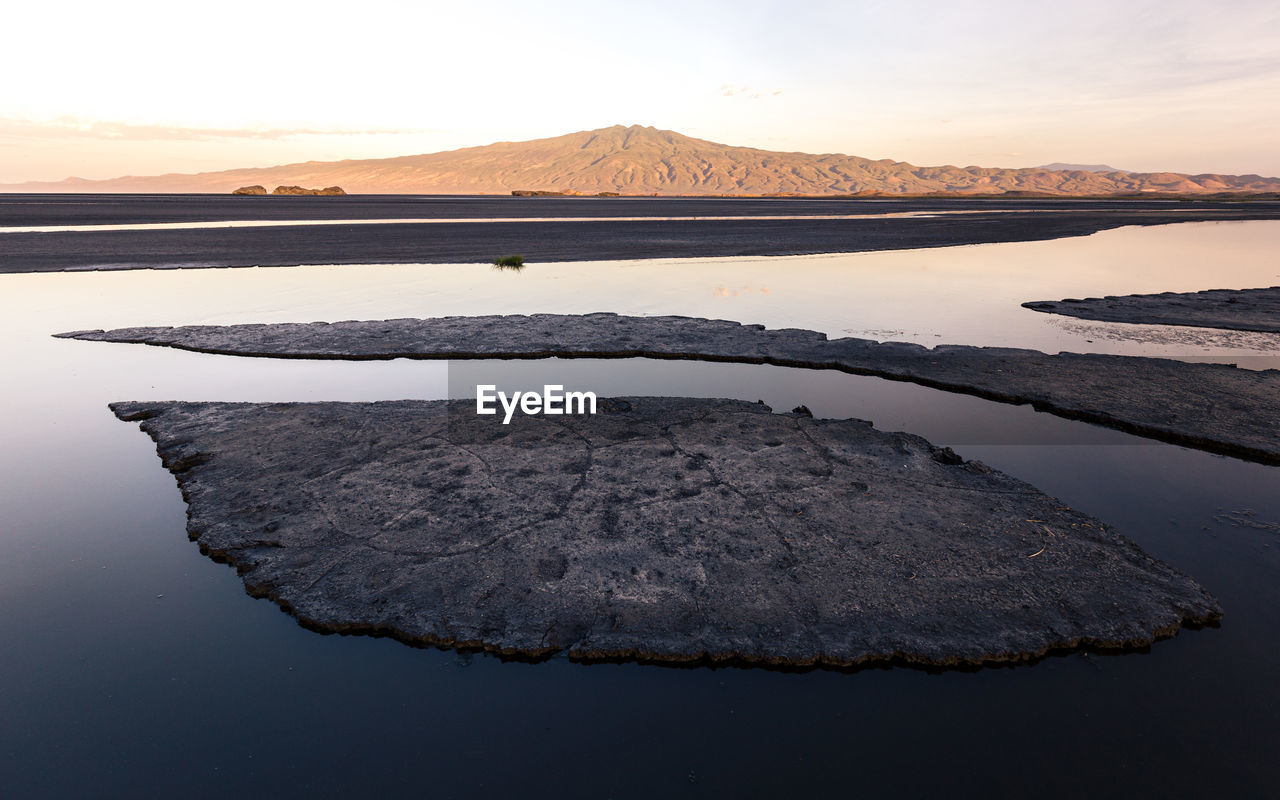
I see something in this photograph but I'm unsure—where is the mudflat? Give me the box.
[3,194,1276,226]
[5,196,1280,272]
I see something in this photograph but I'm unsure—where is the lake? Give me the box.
[1,220,1278,797]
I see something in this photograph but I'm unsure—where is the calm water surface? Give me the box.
[1,222,1278,797]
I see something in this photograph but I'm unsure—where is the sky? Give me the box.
[2,0,1278,183]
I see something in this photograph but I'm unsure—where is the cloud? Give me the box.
[0,116,434,142]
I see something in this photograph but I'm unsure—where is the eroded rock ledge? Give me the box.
[61,313,1280,463]
[1023,286,1280,333]
[111,397,1218,667]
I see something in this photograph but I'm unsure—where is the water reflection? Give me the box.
[2,220,1277,366]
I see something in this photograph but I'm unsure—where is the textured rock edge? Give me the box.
[1023,286,1280,333]
[61,313,1280,464]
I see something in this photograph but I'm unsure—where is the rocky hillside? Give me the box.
[8,125,1280,195]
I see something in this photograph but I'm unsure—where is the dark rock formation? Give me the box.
[59,313,1280,464]
[110,397,1219,667]
[272,185,347,196]
[1024,286,1280,333]
[231,185,267,195]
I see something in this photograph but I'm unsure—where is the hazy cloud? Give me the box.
[719,85,784,100]
[0,116,434,142]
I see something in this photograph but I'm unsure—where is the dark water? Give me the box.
[2,223,1279,797]
[3,354,1279,797]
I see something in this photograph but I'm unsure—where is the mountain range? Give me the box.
[6,125,1279,196]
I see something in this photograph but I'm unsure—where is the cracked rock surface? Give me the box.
[63,313,1280,463]
[1023,286,1280,333]
[112,397,1219,667]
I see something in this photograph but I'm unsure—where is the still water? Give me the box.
[1,222,1278,797]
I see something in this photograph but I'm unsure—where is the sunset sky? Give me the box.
[2,0,1278,183]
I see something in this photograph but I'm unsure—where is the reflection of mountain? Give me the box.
[8,125,1279,195]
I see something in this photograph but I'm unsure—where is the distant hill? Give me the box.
[5,125,1278,196]
[1036,163,1128,174]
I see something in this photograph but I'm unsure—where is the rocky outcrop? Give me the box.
[110,397,1219,667]
[231,185,267,195]
[58,313,1280,464]
[1024,286,1280,333]
[271,185,347,196]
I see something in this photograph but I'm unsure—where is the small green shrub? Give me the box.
[492,254,526,269]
